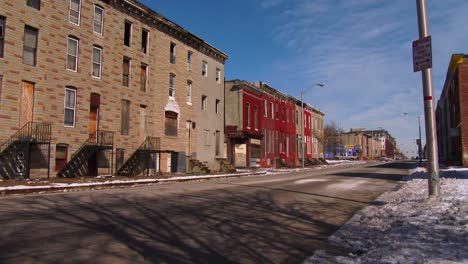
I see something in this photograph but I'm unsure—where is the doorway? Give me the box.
[20,81,34,127]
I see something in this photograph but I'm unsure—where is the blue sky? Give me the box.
[139,0,467,156]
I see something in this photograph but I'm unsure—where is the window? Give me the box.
[296,110,299,124]
[122,57,130,86]
[140,64,147,92]
[216,68,221,83]
[124,21,132,46]
[69,0,81,25]
[215,99,220,114]
[141,29,148,54]
[27,0,40,10]
[202,61,207,77]
[170,42,176,64]
[66,37,78,71]
[93,5,104,35]
[282,106,285,121]
[263,100,267,117]
[23,26,38,66]
[202,95,207,110]
[270,102,274,119]
[275,103,279,119]
[0,17,5,58]
[186,80,192,103]
[55,144,68,171]
[169,73,175,98]
[187,51,192,71]
[121,99,130,135]
[92,46,102,78]
[254,106,258,129]
[64,87,76,127]
[246,103,251,128]
[165,111,178,136]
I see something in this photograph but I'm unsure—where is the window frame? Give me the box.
[186,80,192,104]
[69,0,81,26]
[202,61,208,77]
[187,51,193,71]
[164,111,178,137]
[216,68,221,83]
[202,95,207,111]
[64,87,77,127]
[254,105,258,130]
[122,56,130,87]
[141,29,149,54]
[169,73,175,98]
[66,36,79,71]
[27,0,41,10]
[124,20,132,47]
[23,25,38,66]
[0,16,5,58]
[93,5,104,35]
[170,42,176,64]
[91,45,102,78]
[215,99,220,114]
[140,64,147,92]
[246,103,251,128]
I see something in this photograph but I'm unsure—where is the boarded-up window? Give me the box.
[0,17,4,57]
[55,144,68,171]
[64,87,76,126]
[23,26,38,66]
[140,64,147,92]
[122,57,130,86]
[165,111,177,136]
[121,99,130,135]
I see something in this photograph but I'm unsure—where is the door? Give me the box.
[139,105,147,142]
[89,93,100,137]
[20,81,34,127]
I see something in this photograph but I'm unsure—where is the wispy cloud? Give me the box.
[257,0,468,155]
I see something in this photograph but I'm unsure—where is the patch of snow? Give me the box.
[304,167,468,264]
[294,179,328,184]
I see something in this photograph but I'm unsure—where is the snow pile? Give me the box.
[305,167,468,264]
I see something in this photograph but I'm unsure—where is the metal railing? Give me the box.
[0,122,51,153]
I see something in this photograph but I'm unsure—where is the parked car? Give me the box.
[335,154,359,161]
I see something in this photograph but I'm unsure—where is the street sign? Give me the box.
[412,36,432,72]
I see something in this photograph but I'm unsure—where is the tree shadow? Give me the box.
[0,186,361,264]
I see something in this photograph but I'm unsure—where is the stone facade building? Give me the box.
[0,0,227,179]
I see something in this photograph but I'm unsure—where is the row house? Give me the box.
[224,80,325,168]
[0,0,227,179]
[436,54,468,167]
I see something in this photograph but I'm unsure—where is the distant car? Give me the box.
[335,154,359,161]
[379,156,390,161]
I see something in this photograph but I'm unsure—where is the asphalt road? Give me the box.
[0,161,415,264]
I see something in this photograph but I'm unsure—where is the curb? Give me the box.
[0,171,268,196]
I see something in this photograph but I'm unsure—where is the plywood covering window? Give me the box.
[122,57,130,86]
[121,99,130,135]
[64,87,76,127]
[23,26,38,66]
[165,111,177,136]
[140,64,147,92]
[93,5,104,35]
[69,0,81,25]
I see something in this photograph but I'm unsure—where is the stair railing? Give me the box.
[0,122,51,153]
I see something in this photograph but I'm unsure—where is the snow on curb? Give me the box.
[304,167,468,264]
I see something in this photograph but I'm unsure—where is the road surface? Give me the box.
[0,161,414,263]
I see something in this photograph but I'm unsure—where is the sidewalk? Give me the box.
[0,160,366,196]
[304,166,468,264]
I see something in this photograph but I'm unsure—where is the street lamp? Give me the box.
[301,83,325,168]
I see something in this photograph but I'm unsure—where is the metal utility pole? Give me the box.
[415,0,440,197]
[418,116,422,166]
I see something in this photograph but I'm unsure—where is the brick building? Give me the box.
[436,54,468,167]
[224,80,324,168]
[0,0,227,179]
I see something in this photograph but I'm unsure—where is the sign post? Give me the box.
[414,0,440,197]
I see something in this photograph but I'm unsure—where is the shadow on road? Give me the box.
[0,188,353,263]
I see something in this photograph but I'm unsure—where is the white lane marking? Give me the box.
[294,179,328,184]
